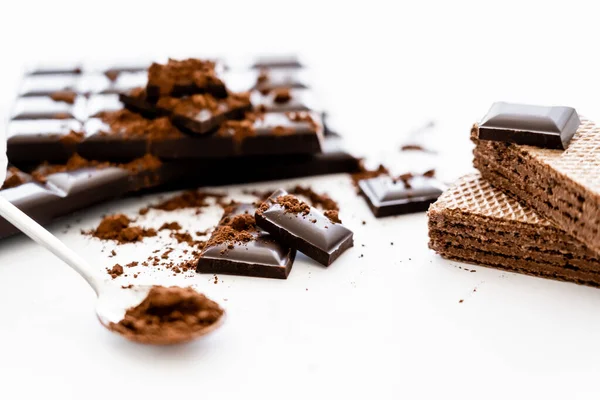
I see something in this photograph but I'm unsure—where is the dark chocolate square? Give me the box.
[359,175,444,218]
[477,102,580,149]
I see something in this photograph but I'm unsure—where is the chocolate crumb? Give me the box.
[50,90,77,104]
[350,161,389,189]
[105,70,120,82]
[272,88,292,104]
[159,222,182,231]
[107,264,124,279]
[423,169,436,178]
[122,284,133,289]
[324,210,342,224]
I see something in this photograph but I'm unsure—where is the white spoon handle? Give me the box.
[0,196,100,294]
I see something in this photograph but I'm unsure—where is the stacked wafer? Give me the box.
[428,102,600,287]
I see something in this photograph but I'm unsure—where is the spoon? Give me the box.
[0,195,223,344]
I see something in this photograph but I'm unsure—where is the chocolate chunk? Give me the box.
[197,204,296,279]
[146,58,227,101]
[359,175,444,217]
[255,190,354,266]
[477,102,581,149]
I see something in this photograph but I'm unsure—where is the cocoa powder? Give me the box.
[50,90,77,104]
[290,186,339,211]
[31,153,162,183]
[89,214,157,244]
[350,161,389,189]
[99,109,183,140]
[273,88,292,104]
[144,191,226,213]
[324,210,342,224]
[270,195,310,216]
[147,58,223,97]
[3,167,28,189]
[109,286,224,345]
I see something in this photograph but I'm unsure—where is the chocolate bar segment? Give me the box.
[0,156,180,240]
[197,203,296,279]
[359,175,444,217]
[477,102,580,150]
[255,189,354,266]
[428,174,600,287]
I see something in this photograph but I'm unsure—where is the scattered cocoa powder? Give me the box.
[126,261,139,268]
[290,186,339,211]
[3,167,28,189]
[30,153,162,183]
[99,109,183,140]
[159,222,182,231]
[286,111,319,130]
[263,195,310,216]
[147,58,223,97]
[107,264,124,279]
[350,161,389,189]
[50,90,77,104]
[272,88,292,104]
[53,112,71,119]
[145,191,226,213]
[423,169,436,178]
[324,210,342,224]
[395,173,414,189]
[272,125,295,136]
[109,286,224,345]
[59,130,84,146]
[104,70,120,82]
[88,214,157,244]
[256,69,270,84]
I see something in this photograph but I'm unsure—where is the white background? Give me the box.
[1,1,600,399]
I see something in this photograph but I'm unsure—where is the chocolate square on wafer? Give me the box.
[428,174,600,287]
[472,115,600,255]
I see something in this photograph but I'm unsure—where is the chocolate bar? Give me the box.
[476,102,580,150]
[255,189,354,266]
[472,116,600,255]
[8,58,325,164]
[196,203,296,279]
[0,156,180,240]
[359,174,444,217]
[428,174,600,287]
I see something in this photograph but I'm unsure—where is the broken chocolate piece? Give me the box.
[255,189,353,266]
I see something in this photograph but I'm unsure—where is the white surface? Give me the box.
[2,1,600,399]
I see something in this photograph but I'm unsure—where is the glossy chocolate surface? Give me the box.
[0,163,178,240]
[197,204,296,279]
[477,102,581,150]
[359,175,444,217]
[255,189,354,266]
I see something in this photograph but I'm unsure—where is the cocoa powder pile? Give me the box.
[109,286,224,345]
[206,211,257,251]
[147,58,223,96]
[99,109,183,140]
[268,195,311,216]
[89,214,157,244]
